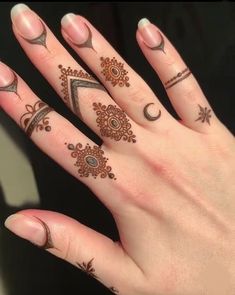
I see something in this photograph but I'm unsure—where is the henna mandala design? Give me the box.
[145,32,165,53]
[66,142,116,180]
[100,57,130,87]
[109,286,119,294]
[71,23,96,52]
[195,104,212,125]
[33,217,54,250]
[22,20,49,50]
[20,101,53,137]
[76,258,98,279]
[58,65,105,118]
[0,71,20,99]
[93,102,136,143]
[165,68,191,89]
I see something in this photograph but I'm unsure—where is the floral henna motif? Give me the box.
[66,142,116,180]
[100,57,130,87]
[93,102,136,143]
[20,101,52,137]
[195,104,212,125]
[76,258,98,279]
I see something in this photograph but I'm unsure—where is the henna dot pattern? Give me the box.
[195,104,212,125]
[93,102,136,143]
[100,57,130,87]
[66,142,116,180]
[20,101,52,137]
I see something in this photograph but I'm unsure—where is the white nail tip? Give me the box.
[61,13,76,26]
[11,3,30,19]
[138,18,150,28]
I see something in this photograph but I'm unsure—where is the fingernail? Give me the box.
[138,18,162,48]
[5,214,47,247]
[61,13,89,44]
[0,62,15,87]
[11,3,44,40]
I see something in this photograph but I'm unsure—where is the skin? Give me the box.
[1,6,235,295]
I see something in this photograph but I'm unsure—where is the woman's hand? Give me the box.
[1,4,235,295]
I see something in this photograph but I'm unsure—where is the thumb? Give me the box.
[4,209,137,294]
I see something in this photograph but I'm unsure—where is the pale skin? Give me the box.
[1,4,235,295]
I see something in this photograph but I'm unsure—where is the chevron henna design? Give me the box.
[58,65,105,119]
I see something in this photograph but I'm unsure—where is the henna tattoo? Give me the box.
[58,65,105,119]
[195,104,212,125]
[145,32,165,53]
[71,23,96,52]
[22,20,49,51]
[143,103,161,121]
[109,286,119,294]
[76,258,98,279]
[100,57,130,87]
[164,68,191,89]
[0,71,20,99]
[93,102,136,143]
[33,217,54,250]
[66,142,116,180]
[20,101,53,137]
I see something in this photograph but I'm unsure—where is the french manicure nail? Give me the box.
[4,214,48,247]
[0,62,15,87]
[138,18,165,52]
[61,13,89,45]
[11,3,47,46]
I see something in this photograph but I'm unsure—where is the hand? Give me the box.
[1,4,235,295]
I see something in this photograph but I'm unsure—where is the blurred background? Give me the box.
[0,2,235,295]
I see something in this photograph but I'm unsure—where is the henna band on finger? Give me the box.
[20,101,53,137]
[164,68,191,89]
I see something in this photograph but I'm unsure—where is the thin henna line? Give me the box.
[165,71,191,89]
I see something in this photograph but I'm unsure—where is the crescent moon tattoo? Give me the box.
[143,103,161,121]
[145,32,165,53]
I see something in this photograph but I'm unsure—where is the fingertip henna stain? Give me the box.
[0,71,21,99]
[72,23,97,53]
[22,20,49,52]
[33,216,54,250]
[146,32,165,54]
